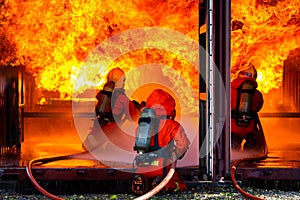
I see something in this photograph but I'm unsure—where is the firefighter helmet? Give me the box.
[107,67,125,83]
[238,63,257,79]
[146,89,176,119]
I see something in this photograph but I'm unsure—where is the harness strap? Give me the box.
[149,115,172,151]
[231,110,257,119]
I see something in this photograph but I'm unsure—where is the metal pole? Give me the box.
[212,0,231,179]
[206,0,214,179]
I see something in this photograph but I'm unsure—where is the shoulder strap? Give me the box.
[111,88,124,109]
[150,115,173,151]
[154,120,159,150]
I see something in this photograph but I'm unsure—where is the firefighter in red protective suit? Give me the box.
[231,64,265,151]
[131,89,191,195]
[82,67,142,151]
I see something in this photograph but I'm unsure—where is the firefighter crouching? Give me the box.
[82,67,142,151]
[132,89,191,195]
[231,64,266,151]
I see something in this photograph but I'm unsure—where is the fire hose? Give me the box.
[230,152,268,200]
[26,151,177,200]
[230,119,269,200]
[133,152,177,200]
[26,151,89,200]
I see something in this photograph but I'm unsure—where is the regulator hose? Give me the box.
[26,151,89,200]
[133,152,177,200]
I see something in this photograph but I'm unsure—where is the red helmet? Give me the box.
[146,89,176,119]
[107,68,125,83]
[238,63,257,79]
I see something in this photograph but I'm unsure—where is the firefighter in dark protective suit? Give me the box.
[231,64,266,151]
[132,89,190,195]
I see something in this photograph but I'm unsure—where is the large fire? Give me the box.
[231,0,300,93]
[0,0,198,108]
[2,0,299,103]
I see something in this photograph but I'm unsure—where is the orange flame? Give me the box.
[0,0,198,111]
[232,0,300,93]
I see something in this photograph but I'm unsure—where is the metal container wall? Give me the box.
[283,48,300,112]
[0,66,24,156]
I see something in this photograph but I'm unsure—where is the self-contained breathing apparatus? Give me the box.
[95,81,115,126]
[132,107,175,195]
[232,80,257,127]
[133,108,173,166]
[134,108,173,166]
[134,108,157,153]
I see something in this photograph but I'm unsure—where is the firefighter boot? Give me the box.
[152,176,163,188]
[151,176,166,195]
[165,170,187,193]
[131,174,148,195]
